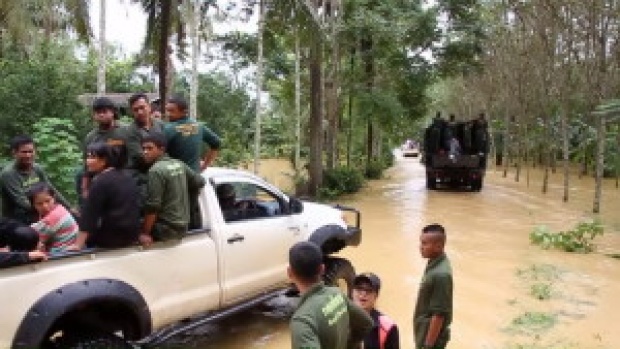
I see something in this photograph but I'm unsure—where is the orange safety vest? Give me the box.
[378,314,396,349]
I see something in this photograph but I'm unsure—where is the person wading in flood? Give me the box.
[352,272,400,349]
[414,224,453,349]
[288,241,373,349]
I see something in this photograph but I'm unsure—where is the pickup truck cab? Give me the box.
[0,167,361,349]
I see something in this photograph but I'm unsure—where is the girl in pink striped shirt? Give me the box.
[27,183,78,253]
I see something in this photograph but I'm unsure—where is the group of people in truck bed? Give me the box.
[424,112,490,157]
[0,94,221,267]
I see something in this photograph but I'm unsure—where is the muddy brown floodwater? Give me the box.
[172,157,620,349]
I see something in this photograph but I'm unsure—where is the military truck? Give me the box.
[423,116,490,191]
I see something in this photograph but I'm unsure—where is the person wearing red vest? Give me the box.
[352,272,400,349]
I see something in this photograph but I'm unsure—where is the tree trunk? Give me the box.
[325,9,341,171]
[542,117,550,194]
[593,114,605,213]
[616,131,620,189]
[253,0,265,174]
[186,0,201,120]
[308,33,323,196]
[515,126,522,183]
[560,109,570,202]
[158,0,172,107]
[97,0,106,95]
[502,114,510,177]
[325,80,336,170]
[346,52,355,168]
[294,32,302,170]
[366,120,374,164]
[361,27,374,164]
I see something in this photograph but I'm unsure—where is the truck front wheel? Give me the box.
[323,257,356,297]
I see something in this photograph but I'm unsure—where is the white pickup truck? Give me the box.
[0,167,361,349]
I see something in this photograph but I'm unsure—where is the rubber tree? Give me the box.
[183,0,203,119]
[254,0,265,174]
[97,0,106,95]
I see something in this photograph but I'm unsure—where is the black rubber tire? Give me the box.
[471,178,483,191]
[323,257,356,297]
[426,175,436,190]
[56,332,134,349]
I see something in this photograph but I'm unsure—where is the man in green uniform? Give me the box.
[163,95,220,229]
[0,135,72,224]
[125,93,166,206]
[288,241,373,349]
[138,133,205,247]
[414,224,453,349]
[125,93,165,171]
[77,97,128,205]
[163,95,221,172]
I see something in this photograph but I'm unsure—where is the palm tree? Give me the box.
[0,0,91,56]
[132,0,217,114]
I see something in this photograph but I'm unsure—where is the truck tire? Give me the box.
[426,175,436,190]
[471,178,483,191]
[57,332,134,349]
[323,257,356,296]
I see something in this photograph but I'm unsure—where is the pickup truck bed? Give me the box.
[0,167,362,349]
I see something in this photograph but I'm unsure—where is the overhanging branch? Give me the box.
[298,0,323,30]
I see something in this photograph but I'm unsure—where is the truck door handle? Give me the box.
[288,226,300,233]
[227,234,245,244]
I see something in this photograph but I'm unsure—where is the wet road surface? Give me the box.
[172,156,620,349]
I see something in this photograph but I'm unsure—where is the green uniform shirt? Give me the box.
[291,283,373,349]
[0,161,70,224]
[144,155,205,230]
[124,118,165,170]
[83,126,129,167]
[413,253,453,349]
[164,117,221,172]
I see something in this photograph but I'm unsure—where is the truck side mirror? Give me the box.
[289,198,303,214]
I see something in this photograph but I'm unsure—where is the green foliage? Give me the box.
[215,137,251,168]
[0,43,85,154]
[322,166,365,197]
[32,118,82,204]
[508,312,557,335]
[365,160,385,179]
[529,283,552,301]
[365,144,395,179]
[516,264,559,301]
[317,187,341,201]
[0,41,156,155]
[516,264,559,282]
[530,221,604,253]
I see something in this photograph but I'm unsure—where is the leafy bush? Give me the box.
[381,144,395,168]
[322,166,364,196]
[530,220,604,253]
[318,187,340,201]
[32,118,82,205]
[365,160,385,179]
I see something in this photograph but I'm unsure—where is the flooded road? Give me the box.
[182,157,620,349]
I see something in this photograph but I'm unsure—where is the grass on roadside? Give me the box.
[516,264,560,301]
[506,311,557,335]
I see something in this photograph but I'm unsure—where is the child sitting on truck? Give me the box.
[0,218,47,268]
[27,182,78,253]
